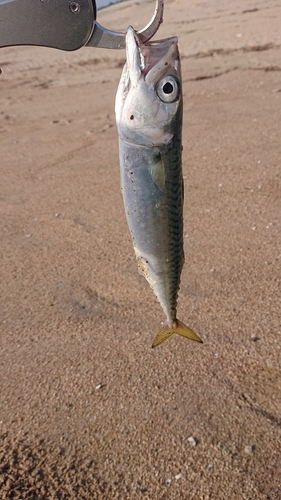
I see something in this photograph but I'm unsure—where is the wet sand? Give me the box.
[0,0,280,498]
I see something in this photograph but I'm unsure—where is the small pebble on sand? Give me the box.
[175,472,184,480]
[244,444,255,454]
[187,436,197,446]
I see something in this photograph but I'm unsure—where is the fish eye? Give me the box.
[156,76,179,103]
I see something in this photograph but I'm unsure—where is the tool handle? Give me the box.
[0,0,96,51]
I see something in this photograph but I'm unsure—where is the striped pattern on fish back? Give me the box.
[161,121,184,322]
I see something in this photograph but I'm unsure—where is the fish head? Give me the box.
[115,26,182,147]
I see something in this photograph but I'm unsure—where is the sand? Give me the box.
[0,0,280,498]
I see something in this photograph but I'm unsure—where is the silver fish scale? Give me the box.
[119,114,184,323]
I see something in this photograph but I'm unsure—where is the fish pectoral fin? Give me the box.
[148,153,165,191]
[152,319,203,348]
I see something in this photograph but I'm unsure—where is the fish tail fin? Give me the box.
[152,319,203,348]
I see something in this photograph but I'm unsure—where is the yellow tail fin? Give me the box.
[152,319,203,348]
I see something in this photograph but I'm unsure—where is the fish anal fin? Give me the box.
[136,255,149,279]
[152,319,202,348]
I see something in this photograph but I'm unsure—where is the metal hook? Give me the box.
[87,0,164,49]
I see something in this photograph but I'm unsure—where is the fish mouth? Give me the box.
[126,26,179,86]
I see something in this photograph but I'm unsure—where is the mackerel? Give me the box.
[115,27,202,347]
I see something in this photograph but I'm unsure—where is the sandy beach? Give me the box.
[0,0,280,498]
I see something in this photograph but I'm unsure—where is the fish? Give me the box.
[115,26,202,348]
